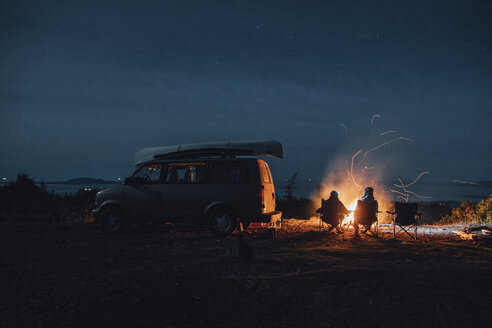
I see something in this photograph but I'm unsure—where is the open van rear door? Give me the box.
[258,159,276,214]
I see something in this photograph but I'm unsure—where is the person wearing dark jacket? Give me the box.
[354,187,379,235]
[316,191,349,232]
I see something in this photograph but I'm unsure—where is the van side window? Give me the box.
[165,163,209,184]
[259,162,271,183]
[133,164,162,184]
[212,162,248,183]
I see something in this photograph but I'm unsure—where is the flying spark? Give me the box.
[396,195,409,202]
[357,137,414,165]
[389,188,408,197]
[452,179,479,185]
[348,150,362,188]
[405,171,430,188]
[390,172,431,201]
[380,130,396,136]
[396,178,405,188]
[361,165,377,177]
[370,114,381,125]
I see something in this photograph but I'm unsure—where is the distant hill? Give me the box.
[49,178,119,185]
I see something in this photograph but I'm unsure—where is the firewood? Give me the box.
[453,230,492,244]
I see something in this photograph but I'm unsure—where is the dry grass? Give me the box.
[1,221,492,327]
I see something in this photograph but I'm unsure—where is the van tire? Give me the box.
[208,208,238,235]
[101,206,125,233]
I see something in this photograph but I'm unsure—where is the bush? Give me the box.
[417,202,453,224]
[0,174,98,224]
[438,195,492,225]
[276,197,316,220]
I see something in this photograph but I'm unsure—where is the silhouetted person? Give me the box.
[316,190,349,232]
[354,187,379,235]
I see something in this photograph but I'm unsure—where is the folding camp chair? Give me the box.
[354,200,380,236]
[317,199,346,233]
[386,202,421,240]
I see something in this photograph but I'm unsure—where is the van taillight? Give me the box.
[259,187,265,208]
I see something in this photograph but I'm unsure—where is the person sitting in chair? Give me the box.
[354,187,379,235]
[316,191,349,232]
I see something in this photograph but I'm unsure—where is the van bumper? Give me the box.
[248,211,282,229]
[258,211,282,224]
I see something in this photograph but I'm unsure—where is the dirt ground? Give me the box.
[1,221,492,328]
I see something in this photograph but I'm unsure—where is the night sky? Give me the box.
[1,0,491,183]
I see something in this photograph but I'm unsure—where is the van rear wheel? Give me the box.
[208,208,238,235]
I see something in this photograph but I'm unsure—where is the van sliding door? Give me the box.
[161,162,210,222]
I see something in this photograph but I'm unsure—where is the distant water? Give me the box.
[36,181,491,203]
[39,183,120,195]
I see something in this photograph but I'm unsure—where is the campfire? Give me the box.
[312,156,392,229]
[310,114,433,229]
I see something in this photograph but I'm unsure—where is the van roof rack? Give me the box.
[134,140,283,166]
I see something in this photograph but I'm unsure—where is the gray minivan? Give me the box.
[93,140,282,234]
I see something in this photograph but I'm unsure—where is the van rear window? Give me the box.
[212,162,248,183]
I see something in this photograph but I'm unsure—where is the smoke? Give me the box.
[313,113,430,224]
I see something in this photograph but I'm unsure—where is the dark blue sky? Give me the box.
[1,0,491,182]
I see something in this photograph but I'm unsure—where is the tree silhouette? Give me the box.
[284,172,298,200]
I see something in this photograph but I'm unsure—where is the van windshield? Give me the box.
[133,164,162,184]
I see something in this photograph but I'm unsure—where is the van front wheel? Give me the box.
[208,208,238,235]
[101,206,125,233]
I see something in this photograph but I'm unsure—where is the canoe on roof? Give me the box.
[134,140,283,165]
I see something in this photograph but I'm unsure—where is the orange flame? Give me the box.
[341,201,358,227]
